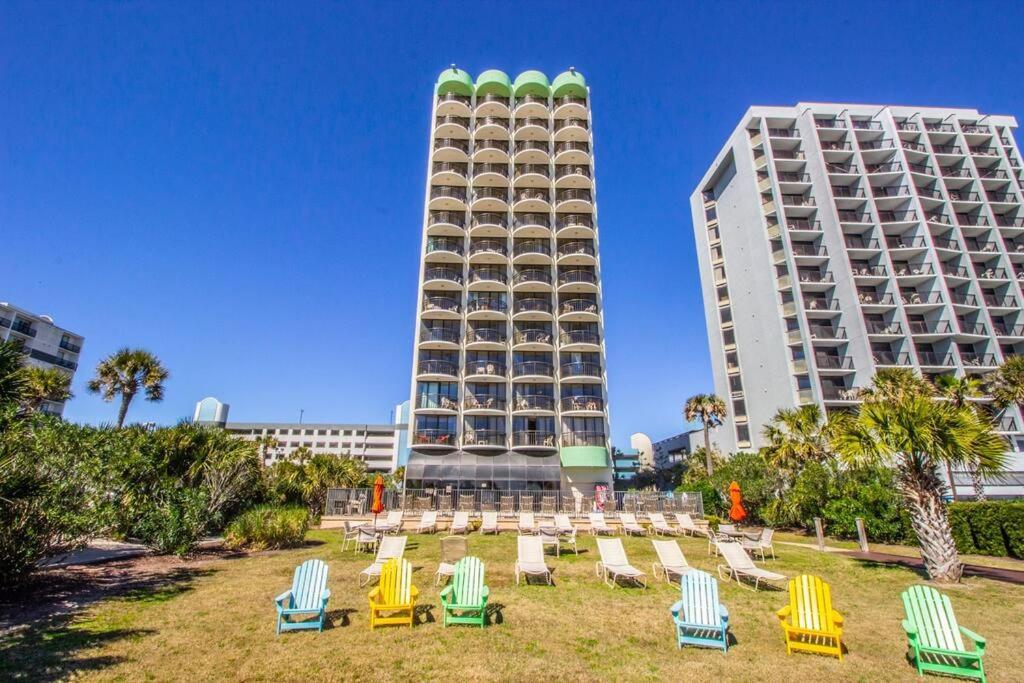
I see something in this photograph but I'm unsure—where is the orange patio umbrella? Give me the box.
[370,473,386,528]
[728,480,747,523]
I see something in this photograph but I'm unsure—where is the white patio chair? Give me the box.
[651,539,693,584]
[716,540,786,591]
[588,512,615,535]
[514,535,552,585]
[619,513,647,536]
[358,536,408,587]
[595,538,647,588]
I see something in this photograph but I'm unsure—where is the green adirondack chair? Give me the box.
[274,559,330,634]
[439,556,489,627]
[901,585,986,682]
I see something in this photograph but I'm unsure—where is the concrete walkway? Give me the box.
[840,549,1024,586]
[40,538,223,568]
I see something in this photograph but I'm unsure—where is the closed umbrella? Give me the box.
[371,474,386,529]
[728,480,747,523]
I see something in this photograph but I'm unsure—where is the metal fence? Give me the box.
[325,488,703,519]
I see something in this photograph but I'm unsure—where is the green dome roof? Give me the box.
[513,70,550,98]
[436,67,474,96]
[552,69,587,99]
[475,69,512,97]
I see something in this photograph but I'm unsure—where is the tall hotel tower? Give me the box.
[691,104,1024,492]
[404,67,613,494]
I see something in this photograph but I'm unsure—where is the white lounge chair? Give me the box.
[619,513,647,536]
[414,511,438,534]
[595,538,647,588]
[588,512,615,535]
[717,523,739,536]
[518,511,535,534]
[651,540,693,584]
[514,535,552,585]
[648,513,681,536]
[740,528,776,561]
[358,536,408,587]
[538,526,561,556]
[675,513,710,537]
[553,514,575,534]
[450,511,470,535]
[375,510,403,534]
[480,511,499,534]
[435,535,468,586]
[716,540,786,590]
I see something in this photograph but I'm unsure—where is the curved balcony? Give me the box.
[512,297,553,320]
[468,239,507,263]
[417,359,459,379]
[560,395,605,413]
[513,94,548,118]
[554,140,590,165]
[511,430,558,450]
[514,116,549,140]
[556,240,596,266]
[423,266,463,289]
[427,211,466,237]
[560,431,606,447]
[513,360,554,379]
[560,361,602,381]
[473,162,510,186]
[418,326,460,348]
[554,117,589,142]
[469,212,509,238]
[555,164,592,189]
[465,297,508,320]
[513,188,552,212]
[555,188,593,212]
[558,298,599,321]
[555,213,595,239]
[436,92,471,117]
[554,94,587,118]
[559,329,600,349]
[425,237,464,263]
[463,395,507,413]
[473,116,510,140]
[473,138,510,163]
[557,269,598,293]
[435,114,470,137]
[474,93,510,117]
[465,360,507,379]
[514,164,550,187]
[462,430,506,449]
[465,327,506,349]
[432,137,470,162]
[421,296,461,318]
[468,267,508,290]
[512,239,551,264]
[411,429,457,449]
[429,185,468,211]
[513,139,550,163]
[513,268,554,292]
[414,393,460,413]
[431,161,468,185]
[512,394,556,413]
[513,328,554,349]
[512,212,551,238]
[470,187,509,213]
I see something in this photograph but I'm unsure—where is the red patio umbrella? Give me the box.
[370,474,386,528]
[728,480,747,523]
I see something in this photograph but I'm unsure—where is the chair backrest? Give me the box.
[453,556,486,605]
[453,511,469,527]
[386,510,403,526]
[421,511,437,526]
[589,512,607,527]
[902,585,966,652]
[518,535,544,564]
[652,539,688,570]
[597,538,629,567]
[482,511,498,527]
[291,559,329,611]
[379,558,414,605]
[680,569,721,627]
[554,514,573,531]
[519,511,535,527]
[377,535,408,562]
[718,540,756,571]
[440,535,468,563]
[620,513,639,527]
[648,512,667,526]
[761,528,774,544]
[719,523,738,535]
[786,574,838,633]
[676,513,694,527]
[538,526,559,541]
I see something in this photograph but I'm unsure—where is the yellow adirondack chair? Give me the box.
[776,574,844,660]
[368,558,418,629]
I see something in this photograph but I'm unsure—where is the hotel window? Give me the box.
[710,245,723,262]
[713,265,727,283]
[708,226,720,243]
[736,424,751,446]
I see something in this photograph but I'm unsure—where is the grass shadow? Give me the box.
[326,608,358,629]
[413,604,435,625]
[485,602,505,625]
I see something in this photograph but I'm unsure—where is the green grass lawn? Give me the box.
[3,529,1021,682]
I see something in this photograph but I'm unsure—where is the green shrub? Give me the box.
[225,505,309,551]
[677,480,723,518]
[948,504,976,554]
[1003,504,1024,558]
[949,501,1024,559]
[133,487,211,557]
[969,503,1007,557]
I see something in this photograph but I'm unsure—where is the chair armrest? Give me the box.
[901,619,918,642]
[959,625,986,653]
[776,605,792,622]
[481,586,490,600]
[719,603,729,625]
[439,585,453,602]
[275,590,293,607]
[410,585,419,598]
[831,610,844,628]
[368,587,381,602]
[669,599,682,617]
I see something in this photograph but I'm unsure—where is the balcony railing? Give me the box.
[959,322,988,336]
[908,162,934,175]
[961,124,991,135]
[853,120,883,131]
[808,325,846,339]
[555,141,589,155]
[515,188,551,203]
[866,321,903,335]
[831,185,865,198]
[513,240,550,257]
[942,167,974,179]
[471,213,508,230]
[514,269,552,285]
[978,168,1009,180]
[430,186,467,201]
[777,172,811,183]
[787,219,822,231]
[514,328,553,346]
[514,361,554,377]
[893,263,935,277]
[423,297,460,313]
[996,216,1024,228]
[560,361,602,378]
[424,267,463,284]
[432,161,468,177]
[435,115,470,129]
[417,359,458,376]
[463,430,507,447]
[436,92,470,107]
[513,213,550,229]
[975,267,1009,280]
[942,265,969,278]
[427,237,464,255]
[826,163,858,174]
[463,395,507,411]
[514,164,549,179]
[933,237,960,250]
[947,190,980,202]
[514,139,549,155]
[561,395,604,412]
[466,327,506,344]
[474,162,509,178]
[476,139,510,155]
[559,299,598,315]
[469,268,507,284]
[791,244,828,257]
[512,394,555,411]
[556,165,591,180]
[821,386,861,401]
[554,118,589,132]
[515,298,553,314]
[902,140,927,152]
[558,269,598,286]
[857,292,895,305]
[867,162,903,174]
[467,298,508,314]
[434,138,470,153]
[984,295,1018,308]
[469,239,506,257]
[429,211,466,229]
[798,271,834,284]
[474,116,509,131]
[901,292,943,305]
[465,360,507,377]
[815,119,845,129]
[873,351,913,366]
[561,431,606,447]
[420,327,460,344]
[10,321,36,337]
[556,188,593,204]
[878,210,918,223]
[924,123,955,132]
[415,393,460,411]
[931,144,963,155]
[412,430,456,446]
[994,324,1024,336]
[917,352,955,367]
[960,352,997,367]
[814,355,854,370]
[845,237,880,249]
[859,139,894,151]
[474,187,510,203]
[837,210,870,223]
[476,93,510,108]
[59,339,82,353]
[805,298,841,311]
[851,265,888,278]
[512,431,557,448]
[950,293,979,307]
[557,241,595,259]
[887,236,927,249]
[896,122,919,131]
[559,329,600,345]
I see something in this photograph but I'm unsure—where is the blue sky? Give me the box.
[3,1,1024,443]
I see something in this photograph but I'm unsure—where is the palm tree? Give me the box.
[988,355,1024,409]
[933,375,985,500]
[21,366,74,413]
[832,371,1007,583]
[684,394,727,476]
[0,340,27,408]
[86,348,169,428]
[760,404,835,474]
[253,434,279,467]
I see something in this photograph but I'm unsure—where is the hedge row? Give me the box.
[948,502,1024,558]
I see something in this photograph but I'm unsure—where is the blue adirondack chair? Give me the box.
[275,559,330,634]
[670,569,730,652]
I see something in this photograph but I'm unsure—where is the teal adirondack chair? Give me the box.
[670,569,729,652]
[439,556,489,627]
[901,585,986,682]
[274,559,330,634]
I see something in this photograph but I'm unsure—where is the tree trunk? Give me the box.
[898,465,963,583]
[971,468,987,501]
[703,422,713,476]
[116,393,134,428]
